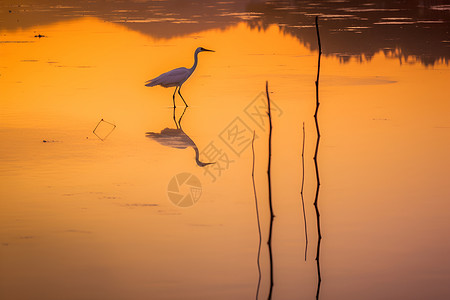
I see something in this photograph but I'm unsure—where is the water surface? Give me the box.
[1,1,450,300]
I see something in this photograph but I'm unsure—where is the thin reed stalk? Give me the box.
[251,130,262,300]
[313,15,322,300]
[266,81,274,300]
[300,122,308,261]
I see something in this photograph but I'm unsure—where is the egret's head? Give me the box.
[198,47,214,53]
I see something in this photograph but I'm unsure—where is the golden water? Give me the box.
[1,13,449,300]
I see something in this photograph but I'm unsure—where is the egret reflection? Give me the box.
[146,107,214,167]
[145,47,214,108]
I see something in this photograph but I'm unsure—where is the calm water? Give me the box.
[1,1,450,299]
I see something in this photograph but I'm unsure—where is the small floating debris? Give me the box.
[0,41,35,44]
[42,139,58,143]
[123,203,159,208]
[93,118,116,141]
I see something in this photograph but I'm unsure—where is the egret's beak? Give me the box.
[203,48,215,52]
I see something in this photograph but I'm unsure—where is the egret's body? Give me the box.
[145,47,214,107]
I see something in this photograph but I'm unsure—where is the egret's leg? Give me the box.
[178,86,188,107]
[178,106,187,127]
[172,106,179,129]
[172,87,177,108]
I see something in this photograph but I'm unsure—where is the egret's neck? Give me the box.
[182,132,202,166]
[190,50,200,72]
[193,145,201,165]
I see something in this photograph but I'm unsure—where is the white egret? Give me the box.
[145,47,214,108]
[146,107,214,167]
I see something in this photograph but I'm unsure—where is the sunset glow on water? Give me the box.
[1,1,450,299]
